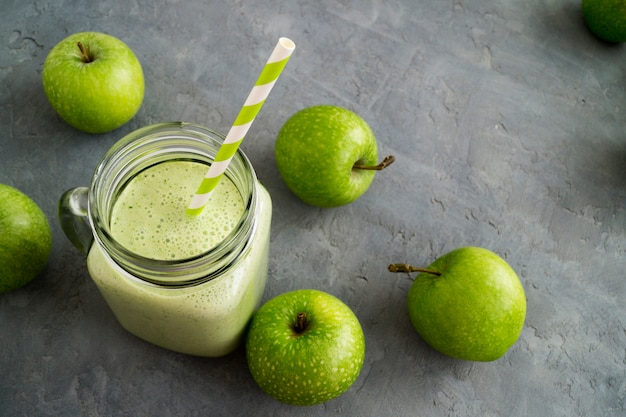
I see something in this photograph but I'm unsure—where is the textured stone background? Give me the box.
[1,0,625,416]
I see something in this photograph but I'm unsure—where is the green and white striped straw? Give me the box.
[187,37,295,216]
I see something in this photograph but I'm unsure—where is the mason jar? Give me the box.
[59,122,271,357]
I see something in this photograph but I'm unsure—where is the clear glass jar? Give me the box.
[59,122,272,357]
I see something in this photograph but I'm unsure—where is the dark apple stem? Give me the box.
[77,42,93,63]
[388,263,441,276]
[294,312,307,334]
[353,155,395,171]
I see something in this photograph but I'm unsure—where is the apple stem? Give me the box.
[353,155,395,171]
[294,312,307,334]
[387,263,442,276]
[77,42,93,63]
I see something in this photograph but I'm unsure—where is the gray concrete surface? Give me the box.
[1,0,625,416]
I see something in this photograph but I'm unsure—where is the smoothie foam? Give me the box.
[110,160,244,260]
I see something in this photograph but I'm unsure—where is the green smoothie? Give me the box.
[110,161,245,260]
[86,160,271,357]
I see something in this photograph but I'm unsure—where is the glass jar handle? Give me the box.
[58,187,93,256]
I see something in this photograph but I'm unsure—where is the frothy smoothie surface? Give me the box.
[110,160,245,260]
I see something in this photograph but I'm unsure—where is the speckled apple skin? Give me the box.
[0,184,52,293]
[246,289,365,406]
[407,246,527,361]
[42,32,144,134]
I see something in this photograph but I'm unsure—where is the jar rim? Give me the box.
[88,122,258,287]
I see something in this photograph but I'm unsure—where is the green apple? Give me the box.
[42,32,145,134]
[0,184,52,294]
[275,105,394,207]
[582,0,626,43]
[389,246,526,361]
[246,289,365,406]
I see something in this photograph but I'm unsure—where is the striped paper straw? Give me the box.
[187,37,295,216]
